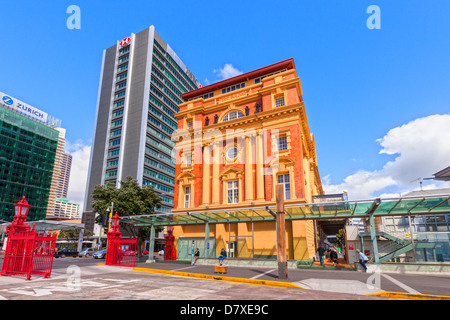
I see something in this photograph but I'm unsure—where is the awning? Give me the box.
[121,194,450,227]
[0,220,85,232]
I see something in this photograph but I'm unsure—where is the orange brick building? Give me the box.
[171,58,324,260]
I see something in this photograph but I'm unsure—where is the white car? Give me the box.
[78,247,95,257]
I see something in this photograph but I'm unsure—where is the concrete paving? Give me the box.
[1,257,449,302]
[0,258,384,302]
[134,259,450,299]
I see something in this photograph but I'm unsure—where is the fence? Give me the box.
[1,230,56,280]
[105,238,137,267]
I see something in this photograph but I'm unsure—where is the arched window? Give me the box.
[222,110,244,122]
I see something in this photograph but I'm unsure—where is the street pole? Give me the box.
[108,201,114,232]
[408,214,417,262]
[105,201,114,262]
[276,184,288,279]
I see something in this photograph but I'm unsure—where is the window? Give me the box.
[109,139,121,147]
[277,174,291,200]
[275,96,285,107]
[254,69,287,84]
[107,160,119,167]
[184,186,191,208]
[113,100,125,108]
[113,110,124,117]
[110,129,121,137]
[117,72,127,81]
[187,120,193,129]
[221,82,245,94]
[117,63,128,72]
[278,136,288,151]
[226,147,238,160]
[222,110,244,122]
[117,81,127,89]
[119,46,130,55]
[188,92,214,101]
[118,56,129,64]
[111,119,123,127]
[105,170,117,178]
[227,180,239,204]
[108,149,120,157]
[115,91,126,99]
[185,153,192,167]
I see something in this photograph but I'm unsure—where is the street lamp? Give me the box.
[8,196,31,235]
[14,196,30,218]
[108,212,122,239]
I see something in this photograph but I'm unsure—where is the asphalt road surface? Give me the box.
[1,257,449,304]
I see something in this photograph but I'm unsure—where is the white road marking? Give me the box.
[251,269,277,279]
[173,266,198,271]
[293,278,383,295]
[381,273,421,294]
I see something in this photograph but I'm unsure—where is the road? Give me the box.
[1,257,449,304]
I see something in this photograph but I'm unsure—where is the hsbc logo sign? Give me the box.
[120,37,131,46]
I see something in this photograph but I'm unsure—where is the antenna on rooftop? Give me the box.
[410,177,423,190]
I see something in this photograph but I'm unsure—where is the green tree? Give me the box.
[91,176,162,256]
[335,228,346,251]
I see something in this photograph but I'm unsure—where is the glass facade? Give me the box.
[0,105,58,221]
[382,214,450,262]
[102,30,199,215]
[142,39,197,214]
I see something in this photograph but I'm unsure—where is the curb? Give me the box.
[367,291,450,300]
[132,267,305,289]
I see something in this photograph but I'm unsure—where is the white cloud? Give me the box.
[65,140,91,208]
[323,170,397,200]
[323,114,450,200]
[213,63,243,80]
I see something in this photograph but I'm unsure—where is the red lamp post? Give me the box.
[8,196,31,235]
[1,196,57,280]
[105,212,137,267]
[105,212,121,265]
[107,212,122,238]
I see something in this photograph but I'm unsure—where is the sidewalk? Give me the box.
[313,257,355,269]
[132,259,450,299]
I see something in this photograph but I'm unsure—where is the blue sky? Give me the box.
[1,1,449,203]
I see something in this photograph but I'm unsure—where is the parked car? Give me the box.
[78,247,95,257]
[93,249,107,259]
[54,248,78,258]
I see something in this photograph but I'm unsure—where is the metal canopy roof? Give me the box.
[122,194,450,227]
[0,220,85,233]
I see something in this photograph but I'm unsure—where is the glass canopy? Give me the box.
[121,194,450,227]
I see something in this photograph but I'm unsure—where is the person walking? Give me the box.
[357,249,369,272]
[317,244,326,266]
[330,249,339,266]
[192,248,200,265]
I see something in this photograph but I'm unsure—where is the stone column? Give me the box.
[244,135,253,201]
[256,131,265,200]
[202,144,211,205]
[211,141,220,204]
